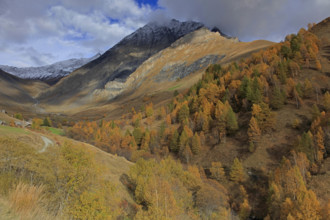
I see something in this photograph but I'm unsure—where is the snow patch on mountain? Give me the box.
[0,53,101,80]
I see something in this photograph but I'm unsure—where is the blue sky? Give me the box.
[136,0,158,8]
[0,0,329,67]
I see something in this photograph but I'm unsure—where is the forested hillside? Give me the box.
[61,20,330,219]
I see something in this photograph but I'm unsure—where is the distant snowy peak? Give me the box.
[0,53,101,81]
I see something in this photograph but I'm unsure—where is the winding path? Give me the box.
[39,136,53,153]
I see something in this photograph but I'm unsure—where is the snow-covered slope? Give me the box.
[0,53,101,81]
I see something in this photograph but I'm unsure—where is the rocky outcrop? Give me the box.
[155,54,225,82]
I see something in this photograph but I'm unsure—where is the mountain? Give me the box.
[0,69,34,104]
[0,53,101,84]
[37,20,273,115]
[37,20,206,104]
[84,28,273,119]
[0,69,50,114]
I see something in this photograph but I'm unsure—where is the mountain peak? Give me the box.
[120,19,205,47]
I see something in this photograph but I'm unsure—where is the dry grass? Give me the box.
[8,182,52,220]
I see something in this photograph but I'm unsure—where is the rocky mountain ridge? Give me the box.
[0,53,101,84]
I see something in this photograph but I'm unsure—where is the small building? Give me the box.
[24,121,32,128]
[15,121,22,127]
[1,109,7,114]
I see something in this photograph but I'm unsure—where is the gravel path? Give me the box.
[39,136,53,153]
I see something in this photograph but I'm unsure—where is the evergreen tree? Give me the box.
[281,45,291,59]
[132,127,143,146]
[296,132,314,162]
[43,117,52,127]
[178,104,190,124]
[311,104,321,120]
[14,113,23,120]
[226,107,238,133]
[277,62,288,84]
[270,87,286,109]
[140,130,150,152]
[239,76,250,98]
[247,77,262,104]
[159,122,166,138]
[170,130,179,153]
[191,133,201,155]
[179,130,188,152]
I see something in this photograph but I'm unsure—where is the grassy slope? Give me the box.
[0,124,134,219]
[46,127,64,136]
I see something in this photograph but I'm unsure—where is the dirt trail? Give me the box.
[39,136,53,153]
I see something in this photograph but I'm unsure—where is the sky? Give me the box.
[0,0,329,67]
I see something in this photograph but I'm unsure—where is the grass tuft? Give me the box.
[8,182,50,219]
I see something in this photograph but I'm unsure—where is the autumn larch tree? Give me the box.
[230,158,245,183]
[314,127,325,162]
[178,104,190,124]
[303,78,313,98]
[248,116,261,145]
[323,91,330,111]
[210,162,225,181]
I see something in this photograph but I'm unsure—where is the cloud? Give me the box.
[157,0,330,41]
[0,0,152,67]
[0,0,329,67]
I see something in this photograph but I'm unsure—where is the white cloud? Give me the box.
[0,0,152,67]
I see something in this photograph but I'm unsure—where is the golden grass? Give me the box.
[8,182,52,220]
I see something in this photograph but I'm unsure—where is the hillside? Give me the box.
[0,69,50,114]
[40,27,273,117]
[62,17,330,219]
[0,120,134,219]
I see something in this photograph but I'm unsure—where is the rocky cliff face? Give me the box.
[38,19,206,104]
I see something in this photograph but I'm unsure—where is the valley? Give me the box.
[0,16,329,219]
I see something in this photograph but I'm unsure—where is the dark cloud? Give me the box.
[157,0,330,41]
